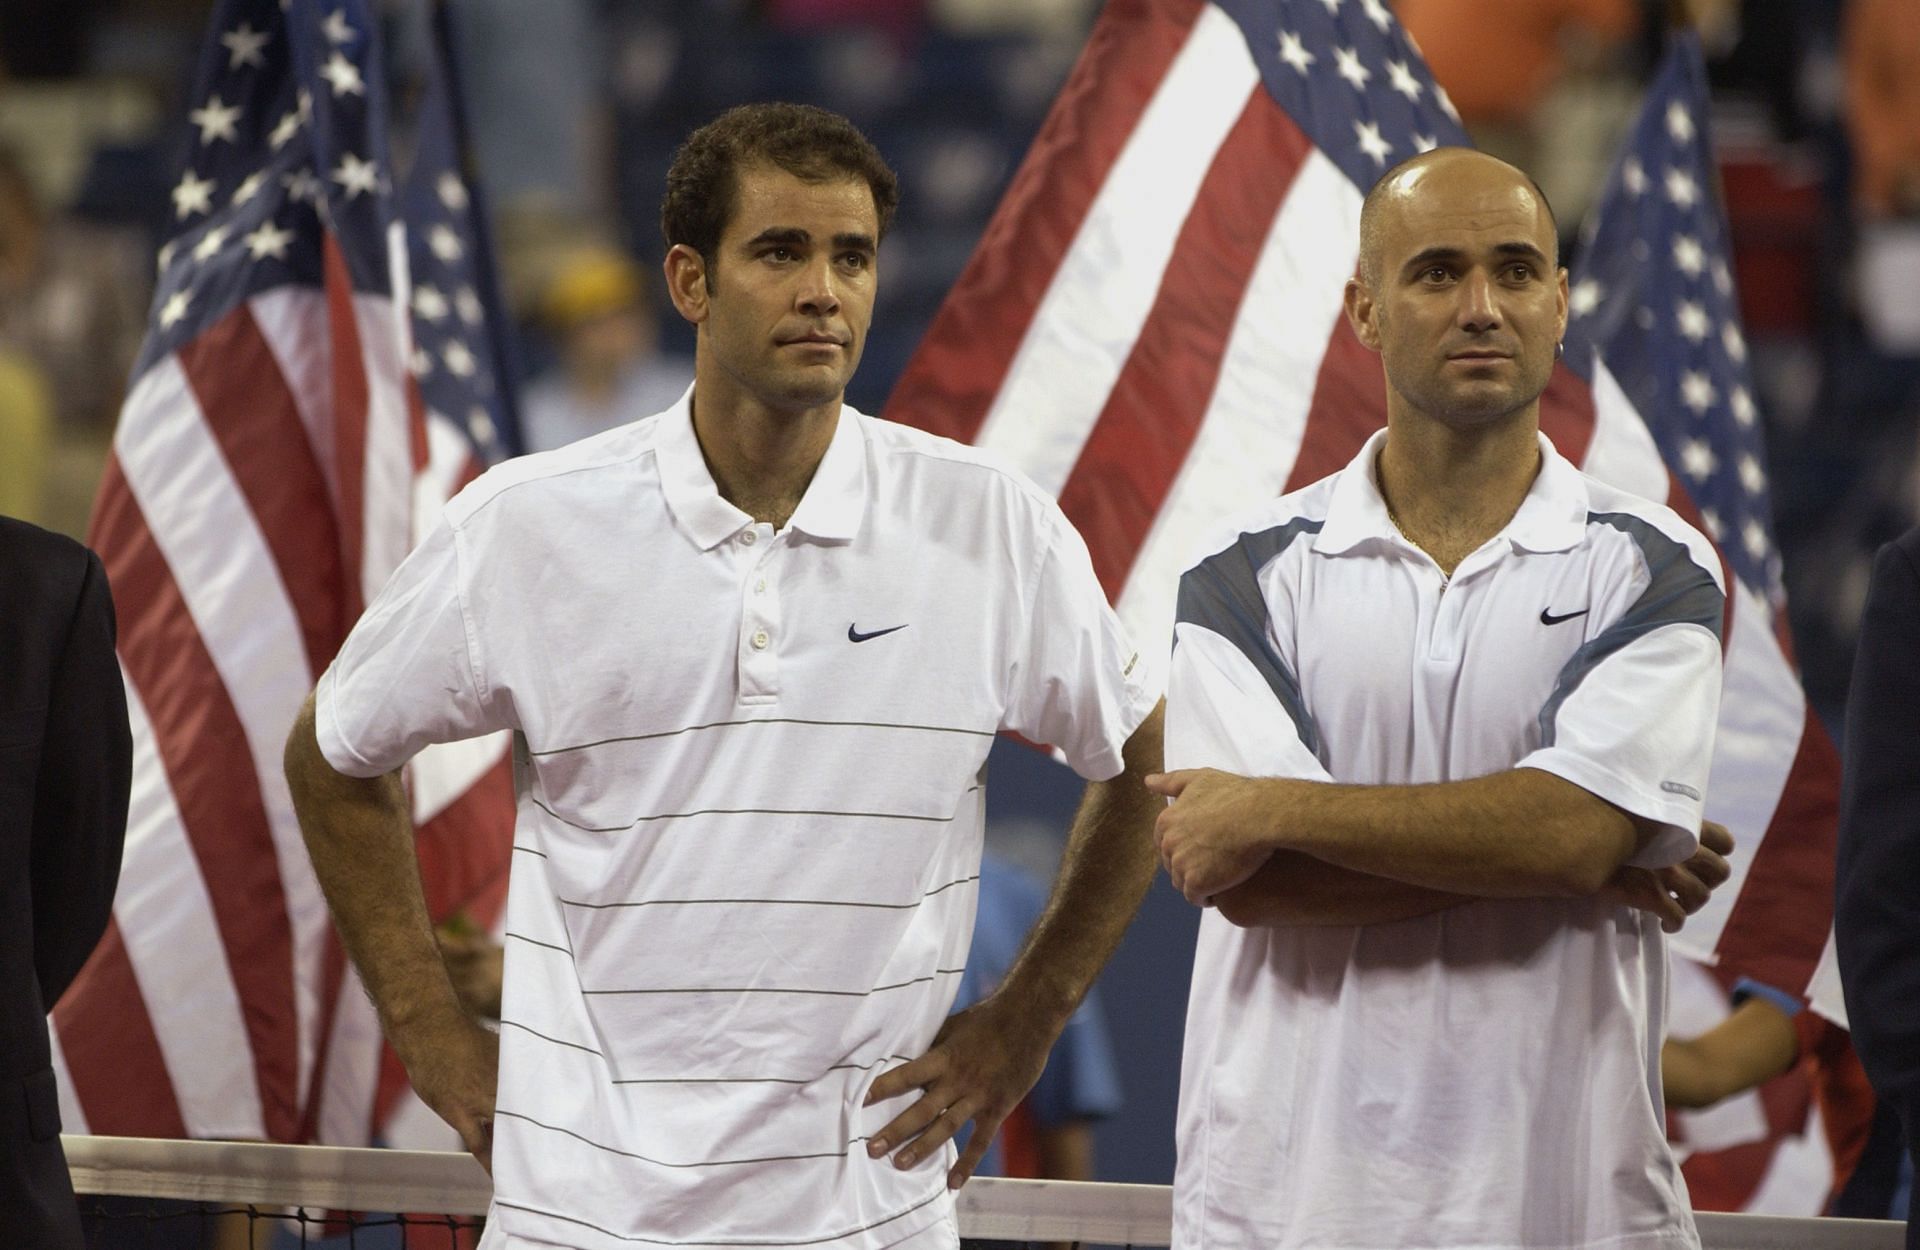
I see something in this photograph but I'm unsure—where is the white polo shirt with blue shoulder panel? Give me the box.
[314,391,1158,1250]
[1168,428,1724,1250]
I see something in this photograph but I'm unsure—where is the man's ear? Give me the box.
[663,244,710,325]
[1344,277,1381,352]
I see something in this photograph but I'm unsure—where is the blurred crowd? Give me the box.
[0,0,1915,725]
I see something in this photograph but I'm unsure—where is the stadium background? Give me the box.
[0,0,1908,1210]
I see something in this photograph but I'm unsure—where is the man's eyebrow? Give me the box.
[743,227,809,248]
[739,228,876,253]
[1491,241,1552,264]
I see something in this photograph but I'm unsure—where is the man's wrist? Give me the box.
[1249,776,1307,854]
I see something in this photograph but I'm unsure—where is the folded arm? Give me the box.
[1154,767,1731,931]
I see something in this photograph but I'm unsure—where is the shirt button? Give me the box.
[751,629,770,650]
[754,578,766,594]
[740,530,757,547]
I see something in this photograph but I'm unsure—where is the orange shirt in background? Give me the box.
[1845,0,1920,218]
[1396,0,1639,127]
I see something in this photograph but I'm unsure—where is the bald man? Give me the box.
[1149,149,1732,1248]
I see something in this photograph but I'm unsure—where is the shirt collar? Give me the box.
[783,403,867,544]
[1313,427,1588,558]
[656,387,868,550]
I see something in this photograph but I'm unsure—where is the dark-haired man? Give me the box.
[1153,147,1731,1248]
[286,102,1163,1249]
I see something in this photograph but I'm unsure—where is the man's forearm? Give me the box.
[284,694,465,1049]
[1213,852,1469,928]
[997,703,1164,1028]
[1278,767,1642,897]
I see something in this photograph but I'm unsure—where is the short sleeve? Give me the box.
[315,518,503,777]
[999,506,1159,781]
[1517,545,1723,868]
[1166,537,1333,783]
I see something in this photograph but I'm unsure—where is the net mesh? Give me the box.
[65,1135,1906,1250]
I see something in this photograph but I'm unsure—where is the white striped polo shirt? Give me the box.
[315,392,1157,1250]
[1167,429,1724,1250]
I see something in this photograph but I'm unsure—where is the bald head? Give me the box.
[1356,148,1558,292]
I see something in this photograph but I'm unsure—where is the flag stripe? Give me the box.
[176,304,348,677]
[253,287,341,495]
[326,237,372,623]
[1536,364,1598,469]
[974,12,1261,496]
[115,352,335,1113]
[51,921,189,1138]
[358,224,420,591]
[1113,149,1361,661]
[1715,704,1840,995]
[104,671,265,1138]
[1283,316,1388,492]
[883,0,1208,445]
[1058,93,1314,598]
[91,455,303,1141]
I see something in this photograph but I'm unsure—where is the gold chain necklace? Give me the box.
[1382,494,1450,587]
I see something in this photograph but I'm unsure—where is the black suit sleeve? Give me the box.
[1836,530,1920,1206]
[29,550,131,1005]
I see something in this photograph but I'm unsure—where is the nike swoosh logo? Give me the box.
[848,623,909,643]
[1539,607,1590,626]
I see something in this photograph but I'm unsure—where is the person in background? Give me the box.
[950,850,1122,1181]
[518,243,693,453]
[1661,968,1880,1217]
[0,516,132,1248]
[1837,525,1920,1245]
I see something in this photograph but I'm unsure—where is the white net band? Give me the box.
[64,1135,1906,1248]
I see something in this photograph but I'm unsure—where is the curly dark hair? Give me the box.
[660,102,900,280]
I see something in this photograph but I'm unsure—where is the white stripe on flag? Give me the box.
[48,1019,86,1136]
[1742,1098,1833,1217]
[1806,932,1846,1026]
[1118,149,1362,654]
[114,671,266,1140]
[314,964,384,1147]
[1582,356,1671,505]
[973,4,1258,496]
[357,256,417,595]
[412,735,509,828]
[115,358,329,1113]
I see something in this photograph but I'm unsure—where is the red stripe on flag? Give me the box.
[89,456,303,1141]
[406,377,431,477]
[1536,361,1597,468]
[176,304,350,678]
[326,234,370,621]
[1057,94,1313,597]
[883,0,1207,440]
[52,923,188,1138]
[1714,707,1840,997]
[1285,317,1386,492]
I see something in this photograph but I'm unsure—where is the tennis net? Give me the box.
[65,1135,1907,1249]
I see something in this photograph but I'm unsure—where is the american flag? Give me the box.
[50,0,516,1148]
[886,3,1839,1015]
[1582,36,1862,1214]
